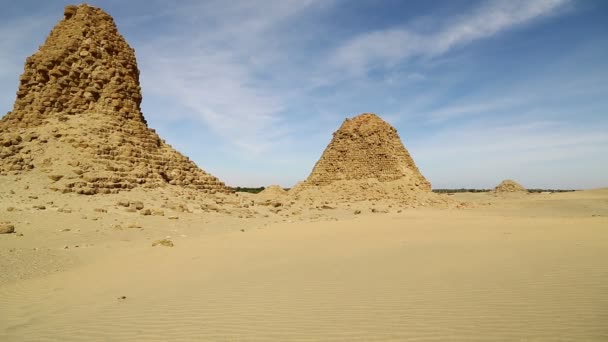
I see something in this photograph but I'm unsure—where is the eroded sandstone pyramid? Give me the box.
[302,113,430,190]
[0,4,229,194]
[494,179,527,193]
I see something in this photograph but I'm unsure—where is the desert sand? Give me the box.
[1,4,607,341]
[1,187,608,341]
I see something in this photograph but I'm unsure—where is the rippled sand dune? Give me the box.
[1,190,608,341]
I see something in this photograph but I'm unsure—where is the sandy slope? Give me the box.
[1,189,607,341]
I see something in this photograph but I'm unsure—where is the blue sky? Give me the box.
[1,0,607,189]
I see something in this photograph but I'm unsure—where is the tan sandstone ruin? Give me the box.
[494,179,527,193]
[304,113,430,188]
[0,4,229,195]
[291,113,447,205]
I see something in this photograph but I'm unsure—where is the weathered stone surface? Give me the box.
[301,113,430,189]
[152,239,174,247]
[0,4,230,195]
[494,179,527,193]
[0,223,15,234]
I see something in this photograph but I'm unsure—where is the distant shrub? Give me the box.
[233,186,265,194]
[432,188,577,194]
[432,189,490,193]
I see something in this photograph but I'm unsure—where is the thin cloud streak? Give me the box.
[137,0,330,156]
[329,0,570,76]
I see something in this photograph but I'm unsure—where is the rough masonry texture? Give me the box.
[0,4,229,194]
[302,113,431,190]
[494,179,527,193]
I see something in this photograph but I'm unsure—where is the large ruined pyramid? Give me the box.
[0,4,229,195]
[288,113,440,205]
[301,113,431,190]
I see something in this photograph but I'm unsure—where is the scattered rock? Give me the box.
[33,205,46,210]
[117,200,130,207]
[130,201,144,210]
[168,216,178,220]
[151,209,165,216]
[152,239,174,247]
[48,175,63,182]
[354,209,362,215]
[140,209,152,216]
[0,223,15,234]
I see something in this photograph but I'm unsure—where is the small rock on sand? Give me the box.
[130,201,144,210]
[152,239,174,247]
[0,223,15,234]
[152,209,165,216]
[48,174,63,182]
[117,200,130,207]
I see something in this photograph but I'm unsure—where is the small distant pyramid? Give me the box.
[0,4,229,194]
[302,113,430,190]
[494,179,527,193]
[258,185,287,196]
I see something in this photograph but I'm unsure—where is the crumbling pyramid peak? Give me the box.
[494,179,527,193]
[0,4,230,195]
[4,3,143,127]
[338,113,390,133]
[300,112,431,190]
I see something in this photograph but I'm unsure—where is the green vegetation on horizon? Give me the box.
[233,187,577,194]
[433,189,577,193]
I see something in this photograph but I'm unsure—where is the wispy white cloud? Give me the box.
[137,0,331,155]
[329,0,570,76]
[1,0,603,189]
[424,99,521,123]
